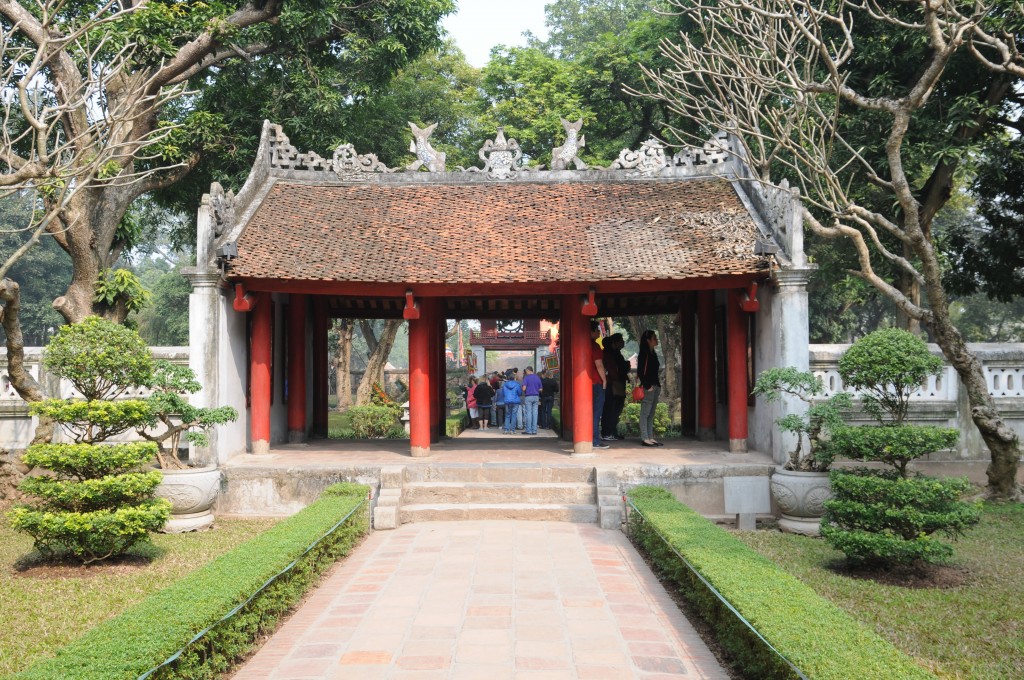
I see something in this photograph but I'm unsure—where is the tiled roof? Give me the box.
[229,177,770,284]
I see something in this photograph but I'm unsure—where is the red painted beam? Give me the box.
[558,306,573,440]
[250,298,272,454]
[233,274,764,298]
[233,284,259,312]
[727,289,749,452]
[697,291,716,441]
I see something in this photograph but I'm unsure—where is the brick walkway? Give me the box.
[233,521,728,679]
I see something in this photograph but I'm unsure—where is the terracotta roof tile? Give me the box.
[229,178,769,283]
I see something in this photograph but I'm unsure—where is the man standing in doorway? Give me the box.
[522,366,542,434]
[590,321,609,449]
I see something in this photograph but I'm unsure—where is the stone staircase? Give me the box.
[373,464,623,529]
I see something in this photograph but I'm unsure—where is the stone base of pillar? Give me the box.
[729,438,748,452]
[410,445,431,458]
[572,442,595,456]
[253,440,270,455]
[288,430,306,443]
[697,427,716,441]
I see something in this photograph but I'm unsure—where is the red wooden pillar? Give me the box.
[312,298,328,438]
[408,297,433,457]
[569,296,594,455]
[697,290,716,441]
[287,294,307,442]
[680,293,697,436]
[250,297,272,454]
[426,299,441,444]
[558,298,573,441]
[727,288,749,452]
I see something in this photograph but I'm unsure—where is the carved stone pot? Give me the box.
[155,465,221,533]
[770,467,832,537]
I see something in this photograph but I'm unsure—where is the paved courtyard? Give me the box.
[233,521,729,679]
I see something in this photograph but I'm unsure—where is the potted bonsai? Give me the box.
[752,366,852,535]
[138,361,237,532]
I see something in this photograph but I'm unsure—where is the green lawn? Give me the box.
[327,409,354,438]
[736,503,1024,679]
[0,513,280,677]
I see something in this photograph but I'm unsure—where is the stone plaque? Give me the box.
[723,476,771,514]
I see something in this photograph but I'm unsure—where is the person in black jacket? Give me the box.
[601,333,628,440]
[474,379,495,430]
[636,329,662,446]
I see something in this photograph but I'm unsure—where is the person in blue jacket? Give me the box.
[501,372,522,434]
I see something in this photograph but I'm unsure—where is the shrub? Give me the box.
[826,424,958,477]
[14,484,369,680]
[822,471,981,565]
[837,328,943,425]
[618,402,670,437]
[9,317,169,563]
[752,367,853,471]
[42,316,153,401]
[823,329,979,566]
[347,404,401,438]
[627,487,935,680]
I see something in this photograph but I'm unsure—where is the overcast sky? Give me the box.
[442,0,550,67]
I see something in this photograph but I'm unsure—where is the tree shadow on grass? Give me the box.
[12,541,167,579]
[823,557,971,589]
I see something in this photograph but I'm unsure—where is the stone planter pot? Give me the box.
[155,465,221,533]
[770,466,832,536]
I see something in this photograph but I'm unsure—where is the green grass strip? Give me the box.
[13,483,370,680]
[626,487,936,680]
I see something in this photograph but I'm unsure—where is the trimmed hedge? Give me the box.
[15,483,370,680]
[627,487,935,680]
[446,411,469,437]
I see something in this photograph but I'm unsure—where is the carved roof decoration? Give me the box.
[203,118,801,283]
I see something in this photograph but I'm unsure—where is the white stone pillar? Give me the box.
[184,268,222,466]
[769,267,815,464]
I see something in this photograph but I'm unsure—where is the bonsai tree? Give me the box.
[138,361,238,469]
[752,367,852,472]
[8,317,170,563]
[822,329,981,566]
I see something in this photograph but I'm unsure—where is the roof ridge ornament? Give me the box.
[610,138,670,176]
[551,118,587,171]
[332,143,392,180]
[476,127,526,179]
[407,122,446,172]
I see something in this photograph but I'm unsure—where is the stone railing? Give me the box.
[809,343,1024,468]
[1,347,189,449]
[809,344,1024,401]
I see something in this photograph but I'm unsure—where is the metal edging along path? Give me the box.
[625,500,809,680]
[138,497,367,680]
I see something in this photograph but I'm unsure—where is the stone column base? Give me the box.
[697,427,715,441]
[410,445,430,457]
[288,430,306,443]
[253,439,270,455]
[729,438,748,452]
[572,441,595,457]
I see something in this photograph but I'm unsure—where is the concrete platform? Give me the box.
[231,521,730,679]
[217,437,776,520]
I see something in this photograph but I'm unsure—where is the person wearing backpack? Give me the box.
[474,378,494,430]
[493,377,505,427]
[502,373,522,434]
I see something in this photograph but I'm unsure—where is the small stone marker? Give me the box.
[723,476,771,531]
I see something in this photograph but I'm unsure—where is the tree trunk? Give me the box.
[657,316,680,422]
[1,279,55,498]
[928,312,1022,500]
[355,319,402,405]
[335,320,354,409]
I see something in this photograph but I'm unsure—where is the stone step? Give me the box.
[402,481,597,505]
[404,464,595,484]
[399,503,600,524]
